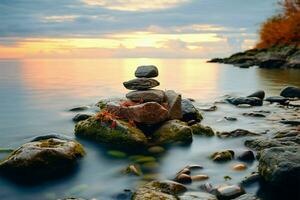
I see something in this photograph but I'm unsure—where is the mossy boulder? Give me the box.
[191,123,214,136]
[0,138,85,179]
[132,180,187,200]
[152,120,193,145]
[210,150,234,162]
[74,116,148,148]
[258,146,300,188]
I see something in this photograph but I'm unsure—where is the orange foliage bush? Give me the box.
[256,0,300,48]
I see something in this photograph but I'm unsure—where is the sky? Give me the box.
[0,0,279,59]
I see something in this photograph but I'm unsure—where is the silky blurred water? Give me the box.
[0,59,300,200]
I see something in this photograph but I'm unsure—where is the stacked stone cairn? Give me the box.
[106,65,183,124]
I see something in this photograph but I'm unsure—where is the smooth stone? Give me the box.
[216,185,245,200]
[72,114,92,122]
[181,99,203,122]
[107,150,127,158]
[126,89,165,103]
[179,191,217,200]
[165,90,183,119]
[199,105,217,112]
[175,174,192,184]
[232,194,260,200]
[69,106,89,112]
[106,102,169,124]
[0,138,85,179]
[210,150,234,162]
[187,164,203,170]
[147,146,165,154]
[238,151,255,162]
[152,120,193,145]
[232,164,247,171]
[123,78,159,90]
[217,129,260,138]
[132,180,187,200]
[191,123,214,136]
[123,164,142,176]
[191,174,209,181]
[177,168,191,175]
[258,146,300,188]
[265,96,288,104]
[280,86,300,98]
[135,65,159,78]
[75,116,148,148]
[241,172,261,185]
[225,117,238,121]
[243,113,266,117]
[237,104,252,108]
[280,120,300,126]
[247,90,265,100]
[227,97,263,106]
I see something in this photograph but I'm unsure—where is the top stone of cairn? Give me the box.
[135,65,159,78]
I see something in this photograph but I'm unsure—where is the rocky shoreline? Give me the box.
[0,65,299,200]
[208,45,300,69]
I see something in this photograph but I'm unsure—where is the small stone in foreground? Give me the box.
[216,185,245,200]
[135,65,159,78]
[247,90,265,100]
[123,78,159,90]
[280,86,300,98]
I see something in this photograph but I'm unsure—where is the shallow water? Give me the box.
[0,59,300,200]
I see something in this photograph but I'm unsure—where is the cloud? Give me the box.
[82,0,189,11]
[42,15,79,23]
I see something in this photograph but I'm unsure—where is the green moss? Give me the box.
[107,150,127,158]
[74,116,148,147]
[191,124,214,136]
[210,150,234,162]
[152,120,193,145]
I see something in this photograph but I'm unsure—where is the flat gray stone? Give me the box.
[123,78,159,90]
[135,65,158,78]
[126,89,165,103]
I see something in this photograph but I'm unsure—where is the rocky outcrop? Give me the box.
[258,146,300,188]
[0,138,85,180]
[208,45,300,69]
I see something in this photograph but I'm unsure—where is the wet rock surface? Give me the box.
[215,185,245,200]
[126,89,165,103]
[258,146,300,188]
[280,86,300,98]
[123,78,159,90]
[181,99,203,122]
[0,138,85,180]
[135,65,159,78]
[217,129,260,138]
[227,97,263,106]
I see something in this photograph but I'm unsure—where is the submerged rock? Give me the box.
[165,90,183,120]
[181,99,203,122]
[232,164,247,171]
[132,180,187,200]
[265,96,288,104]
[126,89,165,103]
[135,65,159,78]
[175,173,192,184]
[123,78,159,90]
[152,120,193,145]
[74,116,148,148]
[280,86,300,98]
[0,138,85,179]
[191,123,214,136]
[227,97,263,106]
[210,150,234,162]
[179,191,217,200]
[217,129,260,138]
[69,106,90,112]
[258,146,300,188]
[238,150,255,162]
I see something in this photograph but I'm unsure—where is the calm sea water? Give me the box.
[0,59,300,200]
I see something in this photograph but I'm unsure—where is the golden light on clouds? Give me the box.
[42,15,79,22]
[82,0,189,11]
[0,31,225,59]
